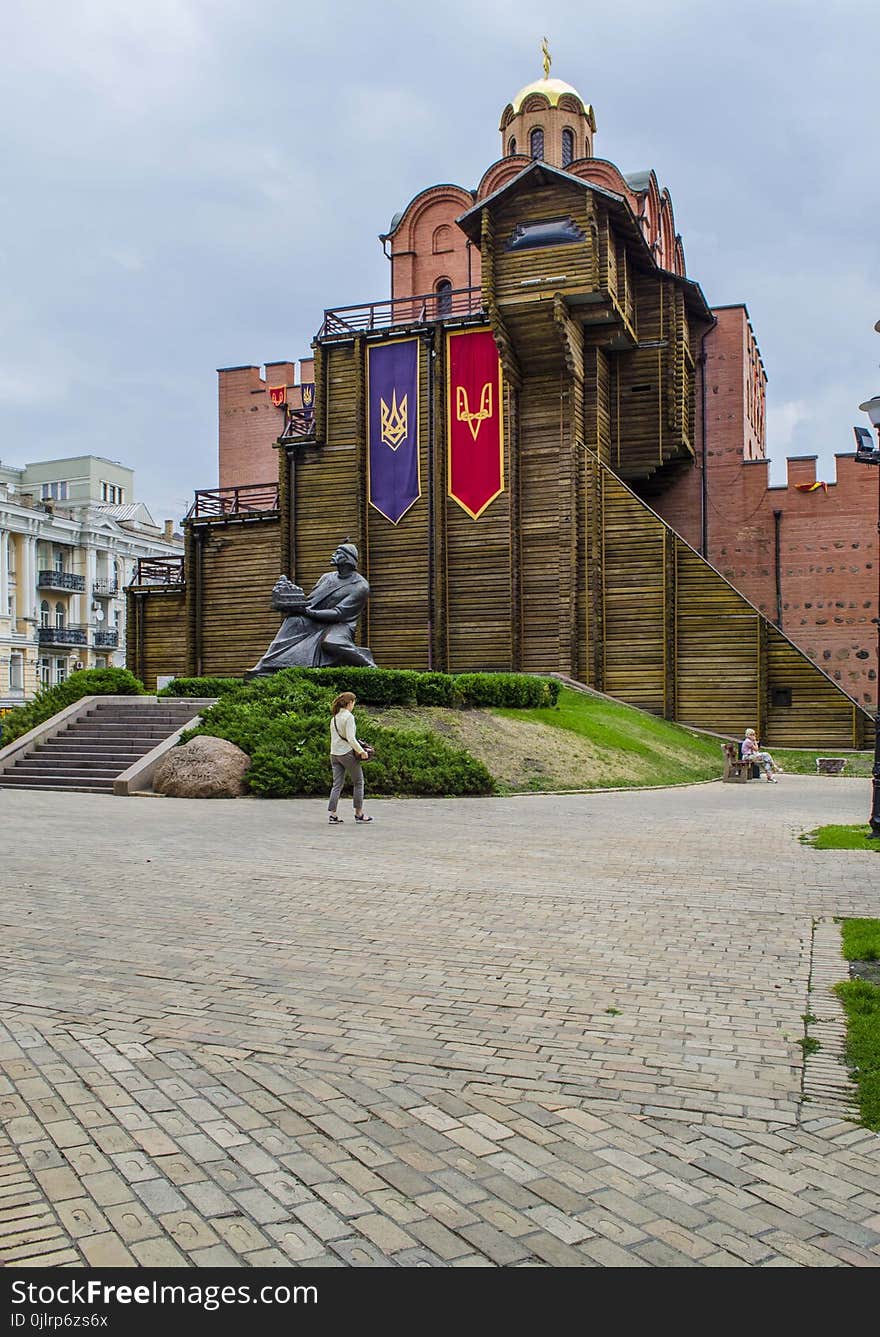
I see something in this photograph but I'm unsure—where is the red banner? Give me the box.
[268,385,287,407]
[446,328,504,519]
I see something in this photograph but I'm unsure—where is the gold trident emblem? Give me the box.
[456,382,493,441]
[380,389,408,450]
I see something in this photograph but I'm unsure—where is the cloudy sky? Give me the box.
[2,1,878,519]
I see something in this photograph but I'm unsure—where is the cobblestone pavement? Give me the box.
[1,779,879,1268]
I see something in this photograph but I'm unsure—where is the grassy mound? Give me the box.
[370,687,722,792]
[178,674,725,798]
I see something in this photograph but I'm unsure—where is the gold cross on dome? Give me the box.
[542,36,551,79]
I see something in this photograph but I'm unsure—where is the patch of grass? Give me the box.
[840,919,880,962]
[605,1007,622,1016]
[774,749,873,777]
[495,688,722,788]
[802,825,880,852]
[833,978,880,1130]
[797,1036,821,1057]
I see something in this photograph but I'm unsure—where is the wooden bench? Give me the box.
[721,742,760,783]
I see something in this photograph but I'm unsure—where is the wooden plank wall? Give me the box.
[516,373,566,673]
[675,545,761,734]
[290,339,362,602]
[764,632,864,750]
[601,477,665,713]
[126,589,187,691]
[189,518,282,676]
[490,181,598,311]
[596,464,872,746]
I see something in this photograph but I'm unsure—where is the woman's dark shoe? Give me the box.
[354,814,373,823]
[328,815,344,824]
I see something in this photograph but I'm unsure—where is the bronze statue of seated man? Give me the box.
[246,543,376,677]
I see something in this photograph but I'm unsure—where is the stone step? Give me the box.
[0,775,115,791]
[37,746,147,758]
[12,761,128,774]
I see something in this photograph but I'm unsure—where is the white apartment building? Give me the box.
[0,455,183,708]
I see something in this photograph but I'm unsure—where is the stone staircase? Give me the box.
[0,698,211,794]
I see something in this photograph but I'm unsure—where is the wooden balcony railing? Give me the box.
[319,286,484,338]
[186,483,280,520]
[279,406,316,443]
[133,556,185,586]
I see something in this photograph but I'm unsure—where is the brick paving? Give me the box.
[1,777,879,1268]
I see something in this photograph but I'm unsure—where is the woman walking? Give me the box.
[328,692,373,823]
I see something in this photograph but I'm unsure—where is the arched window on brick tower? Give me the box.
[432,224,453,255]
[508,137,517,156]
[530,127,545,160]
[561,128,574,167]
[435,278,453,316]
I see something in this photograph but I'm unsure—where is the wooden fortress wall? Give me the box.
[127,516,281,687]
[127,163,871,746]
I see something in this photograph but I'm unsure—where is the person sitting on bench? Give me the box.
[742,728,783,783]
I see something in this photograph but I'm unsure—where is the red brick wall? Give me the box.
[218,361,311,490]
[387,185,480,309]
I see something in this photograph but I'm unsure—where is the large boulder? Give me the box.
[153,736,250,799]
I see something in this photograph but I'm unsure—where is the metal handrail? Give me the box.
[37,625,88,645]
[37,570,85,592]
[319,286,484,337]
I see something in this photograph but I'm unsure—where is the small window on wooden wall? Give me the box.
[529,128,544,161]
[561,128,575,167]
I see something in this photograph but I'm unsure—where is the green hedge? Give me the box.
[1,668,145,745]
[162,667,559,709]
[159,676,243,699]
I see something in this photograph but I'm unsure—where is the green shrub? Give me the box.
[160,667,558,710]
[244,714,494,799]
[159,677,243,698]
[454,672,558,708]
[181,677,334,754]
[1,668,145,745]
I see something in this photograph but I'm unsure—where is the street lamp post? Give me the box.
[856,390,880,836]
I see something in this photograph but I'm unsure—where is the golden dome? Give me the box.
[510,76,585,114]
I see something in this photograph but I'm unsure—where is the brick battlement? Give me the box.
[218,358,313,490]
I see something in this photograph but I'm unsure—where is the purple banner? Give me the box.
[367,338,420,524]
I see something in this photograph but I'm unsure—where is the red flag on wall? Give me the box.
[268,385,287,407]
[446,328,504,519]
